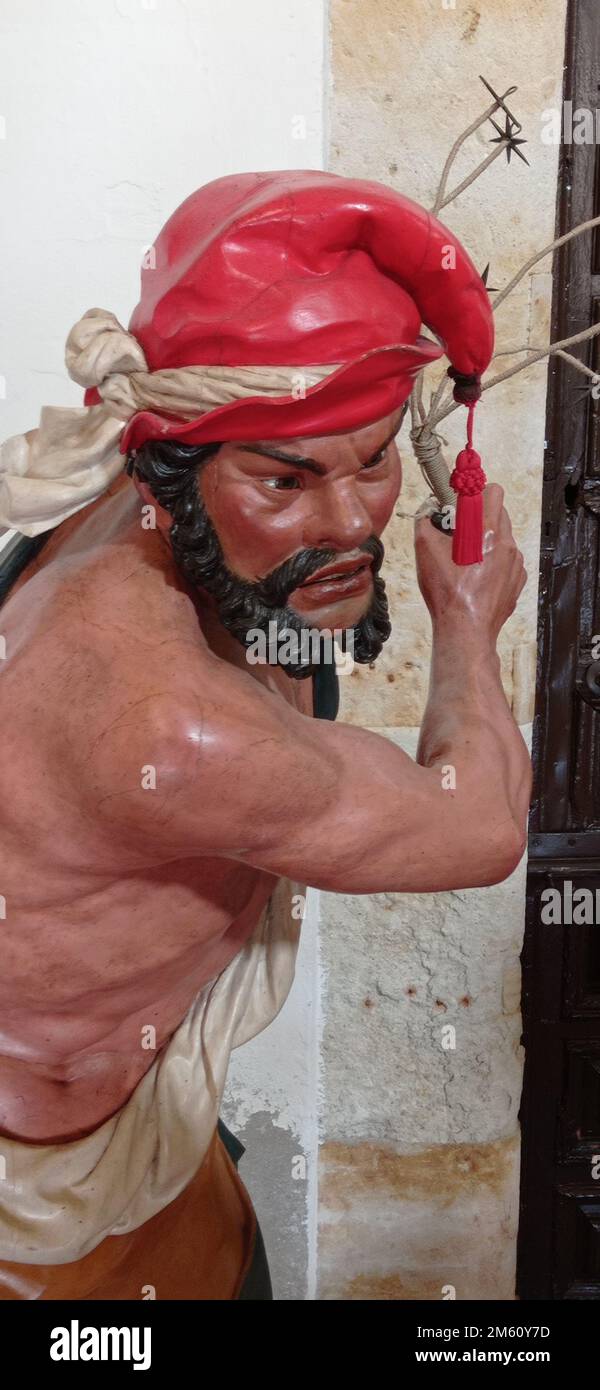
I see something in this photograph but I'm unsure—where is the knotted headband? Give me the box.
[0,308,337,538]
[0,170,494,556]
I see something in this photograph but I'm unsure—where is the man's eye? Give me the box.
[362,446,388,470]
[263,476,301,490]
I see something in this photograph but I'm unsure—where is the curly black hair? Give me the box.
[127,435,392,676]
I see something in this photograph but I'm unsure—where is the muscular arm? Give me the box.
[160,669,526,894]
[414,483,532,839]
[416,630,530,841]
[87,486,530,895]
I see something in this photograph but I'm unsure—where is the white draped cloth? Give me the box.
[0,308,337,537]
[0,878,303,1265]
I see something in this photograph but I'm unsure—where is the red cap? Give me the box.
[92,170,494,453]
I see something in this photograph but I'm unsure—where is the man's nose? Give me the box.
[303,480,373,551]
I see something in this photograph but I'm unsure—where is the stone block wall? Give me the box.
[316,0,568,1299]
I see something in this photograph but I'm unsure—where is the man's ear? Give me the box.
[132,477,173,536]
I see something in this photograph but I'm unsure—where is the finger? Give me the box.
[496,507,514,539]
[483,514,512,552]
[414,513,452,547]
[482,517,515,558]
[482,483,504,530]
[414,514,433,543]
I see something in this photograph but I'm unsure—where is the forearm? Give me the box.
[107,627,531,895]
[417,621,532,846]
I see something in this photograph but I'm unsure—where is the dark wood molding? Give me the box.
[518,0,600,1300]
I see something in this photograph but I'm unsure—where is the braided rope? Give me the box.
[409,423,455,508]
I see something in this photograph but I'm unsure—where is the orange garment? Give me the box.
[0,1126,256,1301]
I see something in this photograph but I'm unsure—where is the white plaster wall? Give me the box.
[222,886,323,1301]
[0,0,326,1299]
[318,728,532,1301]
[0,0,326,437]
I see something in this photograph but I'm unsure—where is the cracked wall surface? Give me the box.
[317,727,530,1300]
[329,0,566,729]
[319,0,568,1300]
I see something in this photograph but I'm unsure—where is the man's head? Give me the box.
[129,406,405,678]
[0,172,494,560]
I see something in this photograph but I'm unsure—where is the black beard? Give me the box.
[168,484,392,680]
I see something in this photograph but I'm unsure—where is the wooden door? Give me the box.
[517,0,600,1300]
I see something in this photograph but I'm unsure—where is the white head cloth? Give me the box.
[0,308,337,538]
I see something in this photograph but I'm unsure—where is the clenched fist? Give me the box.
[414,484,527,644]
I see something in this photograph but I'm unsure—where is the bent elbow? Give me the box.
[480,820,528,886]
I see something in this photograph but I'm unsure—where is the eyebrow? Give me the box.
[238,419,402,476]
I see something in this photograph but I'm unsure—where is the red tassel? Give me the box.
[449,403,487,565]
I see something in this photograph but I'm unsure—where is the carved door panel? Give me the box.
[517,0,600,1299]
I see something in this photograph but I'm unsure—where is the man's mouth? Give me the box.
[296,554,373,598]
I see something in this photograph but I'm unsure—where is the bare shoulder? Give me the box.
[2,523,230,763]
[29,540,317,846]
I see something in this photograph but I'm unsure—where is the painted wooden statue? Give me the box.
[0,171,531,1299]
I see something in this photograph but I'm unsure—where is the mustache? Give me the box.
[254,535,385,609]
[167,479,391,676]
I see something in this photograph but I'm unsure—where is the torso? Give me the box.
[0,477,313,1143]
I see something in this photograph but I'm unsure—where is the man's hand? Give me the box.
[414,484,527,645]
